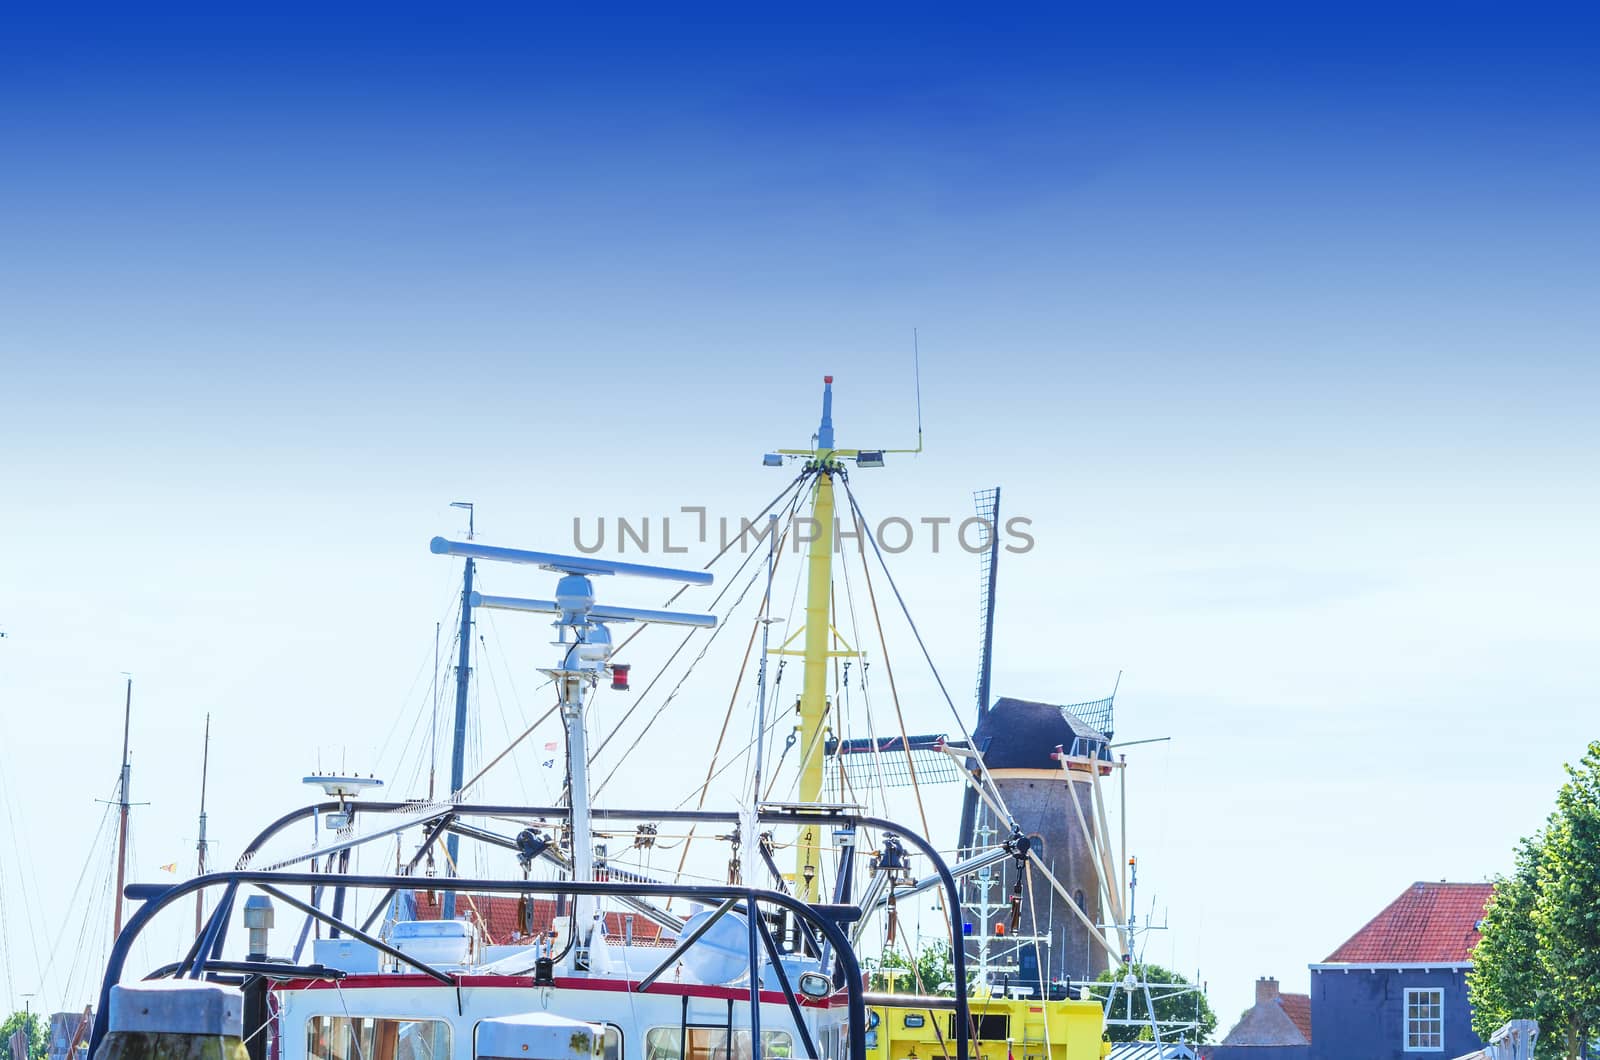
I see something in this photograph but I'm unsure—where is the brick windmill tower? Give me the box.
[956,489,1121,991]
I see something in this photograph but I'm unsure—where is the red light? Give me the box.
[611,664,631,691]
[824,375,833,384]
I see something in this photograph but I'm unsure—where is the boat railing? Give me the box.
[95,805,973,1060]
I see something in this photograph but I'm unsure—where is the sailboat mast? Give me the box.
[112,676,132,943]
[444,502,476,919]
[195,713,211,935]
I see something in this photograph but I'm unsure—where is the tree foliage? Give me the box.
[869,939,955,995]
[0,1012,47,1060]
[1093,962,1218,1043]
[1469,741,1600,1060]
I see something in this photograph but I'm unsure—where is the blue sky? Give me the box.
[1,1,1597,1031]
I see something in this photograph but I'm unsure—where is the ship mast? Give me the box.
[794,379,839,902]
[195,713,211,935]
[429,536,715,970]
[112,676,133,943]
[769,375,920,902]
[443,501,475,920]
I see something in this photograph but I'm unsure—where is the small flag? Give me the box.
[159,863,178,873]
[543,741,559,751]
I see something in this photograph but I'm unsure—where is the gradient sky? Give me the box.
[1,2,1597,1032]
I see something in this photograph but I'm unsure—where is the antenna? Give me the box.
[913,328,924,449]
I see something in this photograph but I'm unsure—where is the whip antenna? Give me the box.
[913,328,924,452]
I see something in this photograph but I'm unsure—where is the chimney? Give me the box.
[1256,977,1280,1005]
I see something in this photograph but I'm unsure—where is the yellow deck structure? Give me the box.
[865,989,1109,1060]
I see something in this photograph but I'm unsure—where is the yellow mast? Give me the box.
[769,374,919,902]
[794,465,836,901]
[773,375,842,903]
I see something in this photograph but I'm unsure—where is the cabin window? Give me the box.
[950,1014,1008,1041]
[644,1027,793,1060]
[469,1021,618,1060]
[307,1017,452,1060]
[1404,988,1444,1052]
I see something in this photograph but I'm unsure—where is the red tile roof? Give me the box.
[1323,882,1494,963]
[411,891,675,947]
[1280,994,1312,1042]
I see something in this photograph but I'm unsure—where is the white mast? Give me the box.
[430,537,716,970]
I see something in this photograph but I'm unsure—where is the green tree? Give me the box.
[1093,963,1218,1043]
[0,1011,47,1060]
[1533,744,1600,1059]
[1469,834,1563,1059]
[1470,741,1600,1060]
[868,940,954,995]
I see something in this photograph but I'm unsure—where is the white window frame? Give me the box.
[1403,987,1445,1052]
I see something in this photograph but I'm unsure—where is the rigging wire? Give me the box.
[33,788,118,1007]
[372,568,474,777]
[840,478,1020,830]
[847,497,945,895]
[477,632,533,801]
[586,470,810,770]
[659,497,808,892]
[590,549,771,801]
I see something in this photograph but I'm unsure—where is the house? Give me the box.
[1309,881,1493,1060]
[1204,976,1312,1060]
[411,890,675,946]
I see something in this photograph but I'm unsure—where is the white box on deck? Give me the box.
[475,1014,604,1060]
[392,920,473,965]
[312,937,382,973]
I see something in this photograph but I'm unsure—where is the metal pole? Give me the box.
[560,666,594,964]
[745,514,779,881]
[113,677,132,943]
[196,713,211,936]
[747,898,763,1060]
[429,621,440,800]
[443,556,475,919]
[1119,754,1128,925]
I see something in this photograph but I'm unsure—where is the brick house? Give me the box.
[1204,977,1312,1060]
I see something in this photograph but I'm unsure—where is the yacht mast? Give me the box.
[112,676,133,943]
